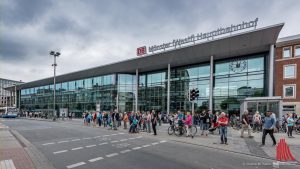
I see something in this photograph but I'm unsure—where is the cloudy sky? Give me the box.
[0,0,299,83]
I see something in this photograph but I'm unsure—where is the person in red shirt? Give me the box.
[218,112,229,145]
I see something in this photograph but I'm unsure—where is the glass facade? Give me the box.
[19,53,268,116]
[213,54,266,115]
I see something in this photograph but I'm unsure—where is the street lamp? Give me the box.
[50,51,60,120]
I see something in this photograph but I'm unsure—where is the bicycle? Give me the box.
[174,124,197,138]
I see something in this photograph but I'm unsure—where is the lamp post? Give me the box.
[50,51,60,120]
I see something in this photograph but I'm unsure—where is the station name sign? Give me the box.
[137,18,258,56]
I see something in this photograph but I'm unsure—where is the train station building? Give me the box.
[5,20,285,117]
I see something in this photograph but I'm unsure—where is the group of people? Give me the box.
[169,110,229,144]
[82,109,298,146]
[82,110,161,135]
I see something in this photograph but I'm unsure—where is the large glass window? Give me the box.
[214,54,266,113]
[85,78,93,89]
[284,65,296,78]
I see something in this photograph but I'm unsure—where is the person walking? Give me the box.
[218,112,229,145]
[287,113,295,138]
[97,111,102,127]
[261,111,276,146]
[252,111,261,133]
[201,110,210,136]
[241,110,253,138]
[151,112,158,135]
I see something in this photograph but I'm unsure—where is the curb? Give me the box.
[10,130,56,169]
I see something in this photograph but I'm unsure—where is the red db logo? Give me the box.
[137,46,147,56]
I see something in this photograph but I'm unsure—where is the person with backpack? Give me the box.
[252,111,261,133]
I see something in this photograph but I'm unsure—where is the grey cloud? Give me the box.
[0,0,53,26]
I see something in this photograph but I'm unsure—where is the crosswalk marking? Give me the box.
[53,150,68,154]
[132,147,141,150]
[142,144,151,148]
[58,140,69,143]
[66,162,86,169]
[88,157,103,162]
[71,139,80,142]
[99,142,108,145]
[120,149,131,153]
[106,153,118,157]
[111,140,119,143]
[86,145,96,148]
[71,147,83,151]
[83,137,91,140]
[42,142,55,145]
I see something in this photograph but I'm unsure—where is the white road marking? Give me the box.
[0,159,16,169]
[111,140,119,143]
[66,162,86,169]
[111,134,117,136]
[120,149,131,153]
[132,147,141,150]
[120,139,128,141]
[58,140,69,143]
[53,150,68,154]
[99,142,108,145]
[42,142,55,145]
[151,142,159,145]
[106,153,118,157]
[103,135,109,137]
[83,137,91,140]
[160,140,167,143]
[71,139,80,142]
[8,159,16,169]
[86,144,96,148]
[136,136,143,138]
[118,132,125,134]
[142,144,151,148]
[128,137,135,140]
[88,157,104,162]
[71,147,83,151]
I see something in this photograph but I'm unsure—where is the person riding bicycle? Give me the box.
[177,111,185,135]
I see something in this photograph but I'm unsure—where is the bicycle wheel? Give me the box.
[190,125,197,136]
[168,126,174,135]
[175,127,184,136]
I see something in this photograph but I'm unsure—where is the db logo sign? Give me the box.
[137,46,147,56]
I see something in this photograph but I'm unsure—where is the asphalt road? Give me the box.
[2,119,298,169]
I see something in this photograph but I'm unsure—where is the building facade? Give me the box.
[6,23,284,117]
[275,34,300,115]
[0,78,23,107]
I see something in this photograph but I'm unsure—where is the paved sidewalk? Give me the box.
[250,130,300,162]
[0,128,35,169]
